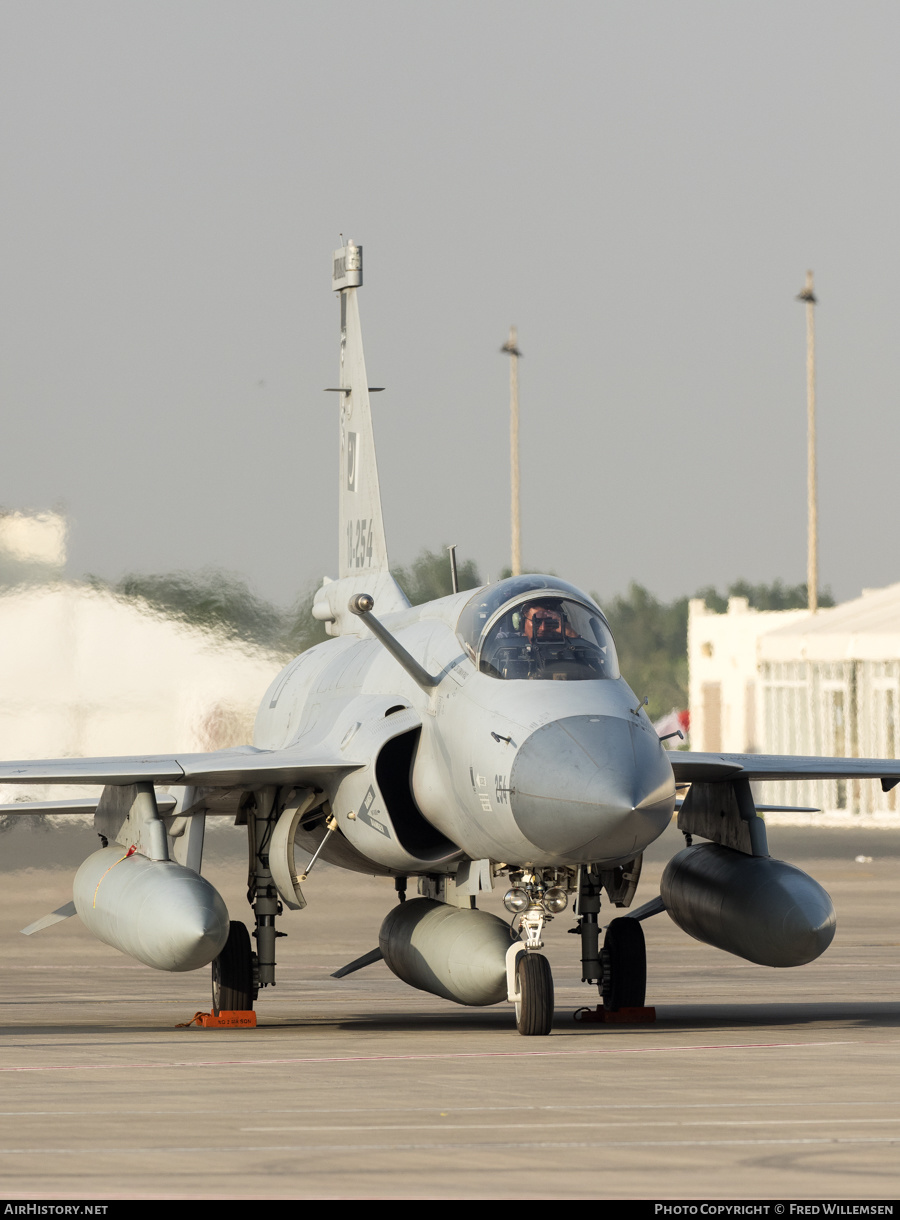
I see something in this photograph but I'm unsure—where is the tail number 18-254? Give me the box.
[347,518,373,569]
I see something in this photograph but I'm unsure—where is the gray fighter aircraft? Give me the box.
[6,241,900,1035]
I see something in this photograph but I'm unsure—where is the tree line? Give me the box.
[103,551,832,721]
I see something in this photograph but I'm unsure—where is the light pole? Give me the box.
[797,271,818,613]
[501,326,522,577]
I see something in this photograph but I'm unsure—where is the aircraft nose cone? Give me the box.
[509,714,675,860]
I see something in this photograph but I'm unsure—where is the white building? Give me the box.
[759,584,900,815]
[688,597,809,754]
[688,585,900,817]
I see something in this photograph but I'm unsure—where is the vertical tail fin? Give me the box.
[333,241,390,580]
[314,241,409,634]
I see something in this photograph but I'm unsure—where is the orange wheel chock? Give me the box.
[573,1005,656,1024]
[176,1010,257,1029]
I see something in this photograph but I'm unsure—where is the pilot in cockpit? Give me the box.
[521,602,576,643]
[458,578,619,681]
[483,597,610,681]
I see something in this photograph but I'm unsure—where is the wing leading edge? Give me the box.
[0,745,363,789]
[671,750,900,787]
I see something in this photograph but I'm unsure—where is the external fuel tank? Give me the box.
[660,842,836,968]
[379,897,511,1006]
[73,845,230,972]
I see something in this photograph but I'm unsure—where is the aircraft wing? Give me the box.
[670,751,900,787]
[0,745,362,790]
[0,795,178,815]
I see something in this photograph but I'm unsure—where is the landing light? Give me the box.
[544,887,568,914]
[503,888,529,914]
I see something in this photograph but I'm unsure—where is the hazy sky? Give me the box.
[3,2,899,609]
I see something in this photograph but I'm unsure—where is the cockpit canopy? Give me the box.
[456,575,619,682]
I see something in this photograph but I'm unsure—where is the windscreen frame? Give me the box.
[456,579,619,682]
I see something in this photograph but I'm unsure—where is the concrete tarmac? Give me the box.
[1,818,899,1200]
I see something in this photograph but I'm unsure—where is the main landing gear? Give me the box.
[211,921,258,1015]
[601,917,647,1010]
[575,865,648,1017]
[210,786,295,1016]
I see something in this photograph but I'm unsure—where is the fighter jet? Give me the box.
[5,241,900,1035]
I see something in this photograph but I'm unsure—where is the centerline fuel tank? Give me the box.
[379,898,510,1006]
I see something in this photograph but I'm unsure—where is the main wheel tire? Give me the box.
[601,917,646,1011]
[211,921,255,1014]
[514,951,554,1036]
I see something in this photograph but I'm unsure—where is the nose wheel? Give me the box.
[514,951,554,1036]
[600,917,646,1010]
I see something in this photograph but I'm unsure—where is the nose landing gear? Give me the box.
[503,869,569,1036]
[513,950,554,1036]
